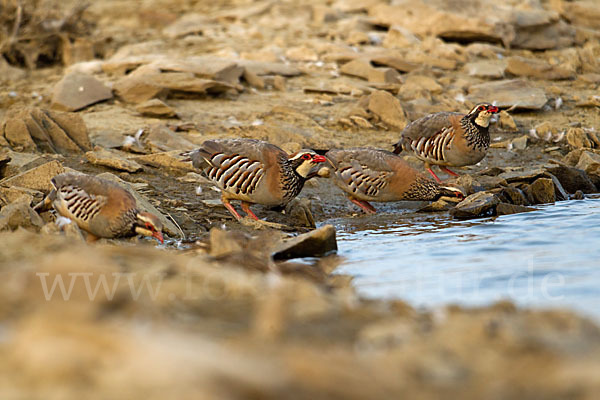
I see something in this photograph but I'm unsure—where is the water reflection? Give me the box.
[330,197,600,320]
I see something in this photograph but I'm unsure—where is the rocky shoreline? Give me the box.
[2,0,600,397]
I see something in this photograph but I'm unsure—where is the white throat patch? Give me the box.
[475,111,491,127]
[295,160,315,178]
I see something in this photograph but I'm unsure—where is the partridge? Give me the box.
[36,173,164,243]
[393,103,499,182]
[326,148,464,214]
[189,138,327,220]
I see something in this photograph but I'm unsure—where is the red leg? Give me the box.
[350,198,377,214]
[440,166,459,177]
[222,197,242,220]
[241,201,260,220]
[426,167,442,183]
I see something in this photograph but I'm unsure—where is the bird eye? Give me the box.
[302,154,311,160]
[145,222,154,231]
[478,105,486,111]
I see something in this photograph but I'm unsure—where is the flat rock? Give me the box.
[135,99,177,118]
[0,160,64,192]
[576,151,600,178]
[368,2,511,46]
[369,0,574,50]
[563,1,600,29]
[511,18,575,50]
[272,225,337,260]
[113,64,239,104]
[465,60,507,79]
[150,57,244,84]
[468,79,548,110]
[450,191,499,219]
[369,54,418,73]
[526,178,556,204]
[418,198,455,212]
[512,135,528,150]
[132,151,196,172]
[237,60,302,77]
[367,90,408,129]
[0,151,42,178]
[340,59,374,80]
[506,57,575,80]
[162,13,215,38]
[566,128,599,149]
[51,73,113,112]
[498,169,568,200]
[382,25,421,49]
[498,110,518,131]
[448,174,482,195]
[85,148,143,173]
[2,108,91,154]
[545,163,597,194]
[102,55,162,76]
[498,186,529,205]
[96,172,179,237]
[576,96,600,108]
[404,75,442,94]
[285,46,319,62]
[143,125,197,152]
[0,186,43,207]
[496,203,537,216]
[0,200,45,232]
[367,67,401,84]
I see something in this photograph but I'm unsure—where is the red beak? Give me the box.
[312,155,327,163]
[153,231,164,244]
[488,106,499,113]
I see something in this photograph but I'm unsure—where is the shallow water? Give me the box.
[330,196,600,320]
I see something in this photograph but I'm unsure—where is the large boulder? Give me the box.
[1,108,91,154]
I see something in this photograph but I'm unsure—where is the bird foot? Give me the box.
[222,199,243,220]
[350,199,377,214]
[440,166,460,177]
[241,201,260,221]
[426,168,442,183]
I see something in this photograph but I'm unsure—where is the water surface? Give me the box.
[331,197,600,320]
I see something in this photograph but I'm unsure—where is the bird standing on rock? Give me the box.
[393,103,500,182]
[35,173,164,243]
[325,148,464,214]
[189,138,327,221]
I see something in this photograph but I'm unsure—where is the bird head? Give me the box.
[467,103,499,128]
[439,185,466,200]
[288,150,328,178]
[135,212,164,244]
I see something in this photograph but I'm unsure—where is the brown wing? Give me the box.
[51,173,136,227]
[190,139,286,196]
[326,148,396,198]
[396,113,464,165]
[401,112,462,141]
[326,148,395,172]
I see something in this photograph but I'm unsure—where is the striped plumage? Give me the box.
[190,138,327,220]
[326,148,464,214]
[393,103,499,182]
[37,173,163,243]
